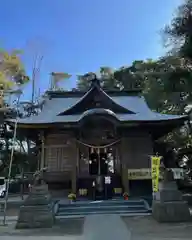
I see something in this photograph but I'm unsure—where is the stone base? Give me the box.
[16,205,54,229]
[16,184,55,229]
[155,182,183,202]
[152,200,191,223]
[155,189,183,202]
[23,186,52,206]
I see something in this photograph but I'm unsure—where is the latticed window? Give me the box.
[45,146,74,172]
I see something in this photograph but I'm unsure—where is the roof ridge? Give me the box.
[46,89,142,98]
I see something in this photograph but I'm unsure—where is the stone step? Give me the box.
[58,204,146,213]
[55,212,152,219]
[56,199,150,216]
[57,208,149,216]
[58,199,145,208]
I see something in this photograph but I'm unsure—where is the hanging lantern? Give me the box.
[104,148,107,153]
[97,148,100,154]
[91,147,94,153]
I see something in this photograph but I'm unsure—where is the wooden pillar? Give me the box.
[120,138,130,195]
[71,141,78,193]
[115,145,121,174]
[122,163,129,193]
[37,151,41,170]
[40,131,45,169]
[72,166,77,193]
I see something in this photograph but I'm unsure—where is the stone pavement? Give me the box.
[0,215,131,239]
[1,215,192,239]
[83,214,131,239]
[1,237,78,240]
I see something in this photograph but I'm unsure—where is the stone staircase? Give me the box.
[56,199,151,217]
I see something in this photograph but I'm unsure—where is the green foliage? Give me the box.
[76,58,191,115]
[51,72,72,90]
[0,47,33,178]
[0,122,38,177]
[76,74,90,91]
[0,48,30,90]
[163,0,192,57]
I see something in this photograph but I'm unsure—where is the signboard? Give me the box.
[79,188,88,196]
[128,168,184,180]
[151,156,161,192]
[128,168,151,180]
[114,188,122,194]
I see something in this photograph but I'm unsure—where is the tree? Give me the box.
[163,0,192,58]
[161,0,192,147]
[75,59,190,114]
[77,73,92,91]
[50,72,72,90]
[77,67,123,91]
[0,48,34,180]
[0,49,29,90]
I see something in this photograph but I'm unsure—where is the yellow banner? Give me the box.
[151,156,161,192]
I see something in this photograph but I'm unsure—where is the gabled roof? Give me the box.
[6,77,188,127]
[58,85,135,115]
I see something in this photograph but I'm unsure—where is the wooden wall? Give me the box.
[78,144,89,176]
[43,132,77,183]
[41,128,153,195]
[120,130,153,193]
[120,131,153,169]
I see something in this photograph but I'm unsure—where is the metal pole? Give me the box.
[98,148,101,175]
[2,96,20,225]
[32,55,43,104]
[31,61,36,104]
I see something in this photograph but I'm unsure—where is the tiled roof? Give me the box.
[7,93,188,125]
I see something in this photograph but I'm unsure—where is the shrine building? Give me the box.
[8,75,188,199]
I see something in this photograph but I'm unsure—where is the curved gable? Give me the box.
[58,85,135,116]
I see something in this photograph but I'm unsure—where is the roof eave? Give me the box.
[120,115,188,125]
[6,113,188,129]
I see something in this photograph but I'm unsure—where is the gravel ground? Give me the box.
[3,208,19,217]
[0,238,80,240]
[0,215,192,239]
[122,215,192,240]
[1,203,192,240]
[0,218,85,236]
[0,207,19,219]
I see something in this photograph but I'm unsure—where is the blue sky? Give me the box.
[0,0,182,100]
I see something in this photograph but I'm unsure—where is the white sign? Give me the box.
[128,168,184,180]
[128,168,151,180]
[105,176,111,184]
[171,168,184,179]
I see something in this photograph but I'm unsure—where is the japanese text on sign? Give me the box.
[127,168,184,180]
[151,156,161,192]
